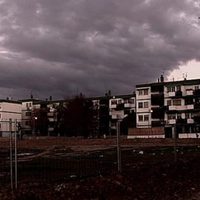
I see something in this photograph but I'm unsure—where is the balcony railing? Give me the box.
[168,105,194,111]
[186,90,193,96]
[167,119,176,124]
[187,119,194,124]
[168,92,175,97]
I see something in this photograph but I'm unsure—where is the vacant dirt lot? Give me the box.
[1,137,200,200]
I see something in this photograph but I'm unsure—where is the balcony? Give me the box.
[187,119,194,124]
[167,119,176,124]
[111,110,124,119]
[186,105,194,110]
[168,105,194,111]
[110,104,117,109]
[124,103,135,108]
[186,90,193,96]
[168,92,175,97]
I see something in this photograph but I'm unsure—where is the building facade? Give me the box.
[109,94,136,135]
[131,77,200,138]
[0,100,22,137]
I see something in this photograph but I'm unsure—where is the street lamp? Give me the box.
[33,117,38,136]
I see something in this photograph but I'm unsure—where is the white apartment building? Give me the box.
[131,77,200,138]
[0,100,22,137]
[164,79,200,138]
[20,98,42,135]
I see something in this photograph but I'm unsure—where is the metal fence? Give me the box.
[1,124,200,199]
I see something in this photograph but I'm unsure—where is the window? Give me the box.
[128,99,134,104]
[138,102,143,108]
[176,85,181,91]
[118,100,122,104]
[167,100,171,106]
[173,99,181,106]
[138,89,149,95]
[111,100,117,105]
[25,112,31,116]
[144,89,149,95]
[25,121,30,126]
[195,85,199,90]
[167,86,175,92]
[185,113,190,119]
[168,114,176,120]
[138,115,143,121]
[144,102,149,108]
[144,115,149,121]
[177,113,181,119]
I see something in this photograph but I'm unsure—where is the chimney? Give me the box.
[160,75,164,83]
[49,96,52,101]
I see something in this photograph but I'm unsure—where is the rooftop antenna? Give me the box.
[183,73,187,80]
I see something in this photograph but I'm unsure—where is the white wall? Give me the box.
[0,102,22,134]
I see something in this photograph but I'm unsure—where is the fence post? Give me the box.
[9,119,13,190]
[116,120,121,173]
[172,126,177,162]
[14,119,18,189]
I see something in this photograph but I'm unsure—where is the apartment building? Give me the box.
[128,76,165,138]
[136,76,165,128]
[20,98,43,135]
[164,79,200,138]
[109,94,136,135]
[129,76,200,138]
[0,99,22,137]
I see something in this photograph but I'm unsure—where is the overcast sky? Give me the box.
[0,0,200,100]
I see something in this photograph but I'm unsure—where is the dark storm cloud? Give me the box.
[0,0,200,99]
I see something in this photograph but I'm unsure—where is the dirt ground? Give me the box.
[1,137,200,200]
